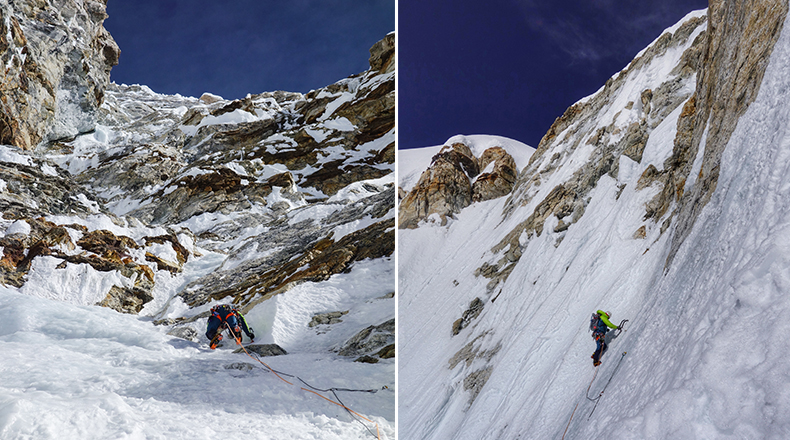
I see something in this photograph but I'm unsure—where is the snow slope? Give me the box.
[399,9,790,440]
[0,283,394,439]
[0,207,394,438]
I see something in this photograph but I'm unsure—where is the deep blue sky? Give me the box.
[399,0,708,149]
[104,1,394,99]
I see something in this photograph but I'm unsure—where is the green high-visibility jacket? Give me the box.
[597,310,618,329]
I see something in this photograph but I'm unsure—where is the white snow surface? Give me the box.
[399,9,790,440]
[0,252,394,439]
[0,283,394,440]
[398,134,535,192]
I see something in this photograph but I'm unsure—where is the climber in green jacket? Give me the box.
[590,310,620,366]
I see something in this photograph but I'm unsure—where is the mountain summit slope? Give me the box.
[400,4,790,439]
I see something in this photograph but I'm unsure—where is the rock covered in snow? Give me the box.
[337,318,394,360]
[1,30,395,321]
[234,344,288,357]
[399,140,519,228]
[0,0,118,150]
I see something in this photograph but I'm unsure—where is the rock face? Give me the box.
[663,0,788,267]
[234,344,288,357]
[399,142,517,228]
[337,318,395,362]
[0,0,118,150]
[472,147,518,202]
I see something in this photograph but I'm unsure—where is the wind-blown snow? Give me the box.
[399,9,790,440]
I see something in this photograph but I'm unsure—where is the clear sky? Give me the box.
[104,0,394,100]
[398,0,709,149]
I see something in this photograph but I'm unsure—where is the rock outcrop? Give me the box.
[337,318,395,362]
[234,344,288,357]
[0,0,118,150]
[472,147,518,202]
[663,0,788,267]
[399,142,517,228]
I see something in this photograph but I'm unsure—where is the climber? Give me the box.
[590,310,620,366]
[206,304,255,349]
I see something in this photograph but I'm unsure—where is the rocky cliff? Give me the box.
[0,0,118,150]
[1,2,394,364]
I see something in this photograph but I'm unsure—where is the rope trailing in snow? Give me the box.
[586,351,627,419]
[562,321,630,437]
[222,323,382,440]
[561,364,600,440]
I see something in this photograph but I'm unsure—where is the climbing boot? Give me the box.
[210,334,223,349]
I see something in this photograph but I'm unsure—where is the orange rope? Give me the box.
[223,323,382,439]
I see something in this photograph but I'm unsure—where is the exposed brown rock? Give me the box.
[308,310,349,327]
[368,33,395,74]
[234,344,288,357]
[96,285,153,314]
[338,318,395,357]
[472,147,518,202]
[665,0,788,268]
[180,217,395,308]
[398,143,480,228]
[452,297,484,336]
[464,366,493,406]
[267,171,296,188]
[0,0,118,150]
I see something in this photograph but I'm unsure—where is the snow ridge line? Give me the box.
[225,323,383,440]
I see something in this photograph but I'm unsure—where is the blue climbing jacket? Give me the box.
[206,304,255,341]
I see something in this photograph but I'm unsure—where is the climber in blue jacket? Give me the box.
[206,304,255,349]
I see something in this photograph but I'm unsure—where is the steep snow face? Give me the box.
[400,8,790,440]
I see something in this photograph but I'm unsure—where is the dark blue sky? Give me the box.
[399,0,708,149]
[104,1,394,99]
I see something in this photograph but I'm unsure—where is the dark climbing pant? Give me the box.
[592,332,608,363]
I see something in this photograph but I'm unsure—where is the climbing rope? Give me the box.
[586,351,627,419]
[221,323,383,439]
[561,321,630,439]
[561,363,600,440]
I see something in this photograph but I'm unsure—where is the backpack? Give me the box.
[589,312,599,332]
[212,304,237,321]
